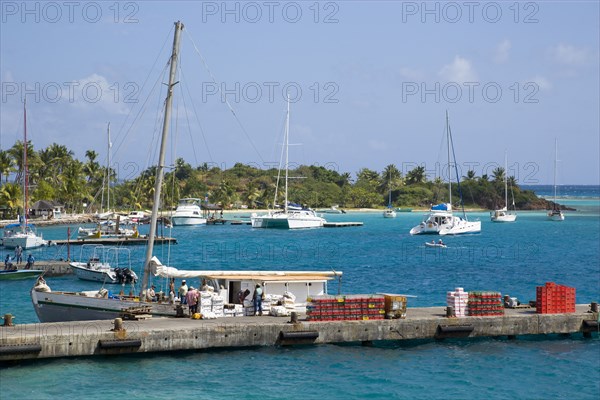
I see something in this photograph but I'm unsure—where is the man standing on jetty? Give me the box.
[179,280,188,304]
[15,245,23,265]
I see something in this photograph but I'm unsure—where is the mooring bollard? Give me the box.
[113,317,124,331]
[3,314,14,327]
[290,312,298,324]
[591,302,598,313]
[446,306,455,318]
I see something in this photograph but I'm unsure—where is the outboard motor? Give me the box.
[114,268,125,284]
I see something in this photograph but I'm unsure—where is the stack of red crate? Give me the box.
[536,282,576,314]
[467,291,504,316]
[306,294,385,321]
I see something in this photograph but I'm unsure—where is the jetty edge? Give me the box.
[0,304,597,362]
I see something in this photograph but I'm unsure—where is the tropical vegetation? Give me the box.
[0,141,555,218]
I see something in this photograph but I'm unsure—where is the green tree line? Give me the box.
[0,141,551,218]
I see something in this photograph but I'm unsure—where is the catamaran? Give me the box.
[409,112,481,236]
[251,97,325,229]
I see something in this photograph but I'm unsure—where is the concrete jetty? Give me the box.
[1,304,597,362]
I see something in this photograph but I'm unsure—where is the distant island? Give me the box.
[0,141,569,217]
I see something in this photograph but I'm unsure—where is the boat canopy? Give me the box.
[149,257,341,281]
[431,203,452,211]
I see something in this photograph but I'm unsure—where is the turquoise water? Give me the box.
[1,188,599,399]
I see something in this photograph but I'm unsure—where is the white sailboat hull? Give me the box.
[383,210,397,218]
[439,220,481,235]
[31,288,178,323]
[490,209,517,222]
[251,211,324,229]
[547,210,565,221]
[2,233,47,249]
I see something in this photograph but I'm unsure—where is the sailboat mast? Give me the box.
[284,95,290,214]
[446,111,451,208]
[107,122,111,213]
[553,138,558,205]
[141,21,184,300]
[504,151,508,208]
[23,100,28,231]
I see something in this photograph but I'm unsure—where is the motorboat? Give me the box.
[171,198,207,226]
[69,245,138,284]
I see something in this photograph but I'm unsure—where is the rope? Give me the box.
[185,29,264,163]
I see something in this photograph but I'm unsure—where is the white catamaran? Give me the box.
[409,112,481,236]
[251,97,325,229]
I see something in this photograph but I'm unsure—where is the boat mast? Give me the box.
[107,122,111,213]
[446,111,451,208]
[504,151,508,208]
[22,100,28,232]
[140,21,184,300]
[284,95,290,214]
[553,138,558,207]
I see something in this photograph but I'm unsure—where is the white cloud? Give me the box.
[494,39,511,63]
[529,75,552,90]
[398,67,425,80]
[551,43,590,66]
[438,56,477,83]
[69,73,129,115]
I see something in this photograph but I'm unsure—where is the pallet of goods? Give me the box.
[447,288,469,318]
[468,291,504,317]
[306,294,385,321]
[536,282,576,314]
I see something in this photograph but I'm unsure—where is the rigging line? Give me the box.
[185,29,265,163]
[179,65,213,164]
[111,25,175,164]
[448,122,467,220]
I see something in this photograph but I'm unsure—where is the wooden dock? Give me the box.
[324,222,363,228]
[50,236,176,246]
[1,304,596,362]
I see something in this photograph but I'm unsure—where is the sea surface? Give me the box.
[1,186,599,399]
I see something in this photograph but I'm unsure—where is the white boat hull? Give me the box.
[2,233,47,249]
[547,211,565,221]
[383,210,397,218]
[31,288,179,322]
[410,210,481,236]
[439,220,481,235]
[491,210,517,222]
[171,216,207,226]
[251,211,324,229]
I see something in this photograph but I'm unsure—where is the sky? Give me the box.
[1,1,599,185]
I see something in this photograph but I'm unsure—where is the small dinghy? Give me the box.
[425,241,447,248]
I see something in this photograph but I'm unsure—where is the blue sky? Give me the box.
[1,1,599,185]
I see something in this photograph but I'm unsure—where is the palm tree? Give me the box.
[0,182,23,218]
[405,166,427,185]
[463,170,477,181]
[492,167,505,183]
[380,164,402,194]
[0,150,14,183]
